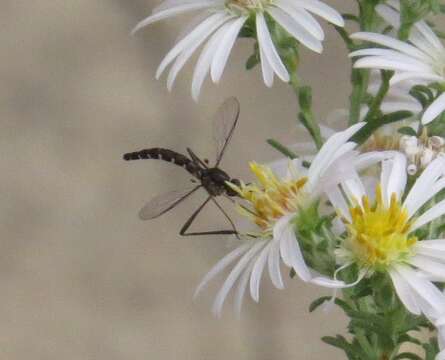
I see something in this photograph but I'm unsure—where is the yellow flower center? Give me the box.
[229,162,307,232]
[344,185,417,269]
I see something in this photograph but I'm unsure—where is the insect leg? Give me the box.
[186,148,209,169]
[179,196,238,236]
[210,197,240,239]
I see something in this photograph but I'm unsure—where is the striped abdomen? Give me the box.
[123,148,201,177]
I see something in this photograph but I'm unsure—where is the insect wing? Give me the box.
[212,97,240,166]
[139,186,201,220]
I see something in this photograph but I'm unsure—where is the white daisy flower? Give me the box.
[194,123,387,317]
[325,152,445,321]
[133,0,344,100]
[349,0,445,124]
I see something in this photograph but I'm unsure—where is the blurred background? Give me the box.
[0,1,355,359]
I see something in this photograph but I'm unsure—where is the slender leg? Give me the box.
[210,197,240,239]
[180,196,238,236]
[186,148,208,169]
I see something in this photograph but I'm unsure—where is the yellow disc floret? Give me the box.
[344,185,417,270]
[228,162,307,232]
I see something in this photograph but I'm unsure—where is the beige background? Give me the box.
[0,1,356,359]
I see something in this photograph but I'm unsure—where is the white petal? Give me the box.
[190,20,230,100]
[409,30,442,62]
[342,173,366,205]
[423,93,445,125]
[326,185,350,221]
[267,238,285,289]
[210,16,247,83]
[233,258,255,317]
[167,32,209,91]
[156,12,229,79]
[268,7,322,53]
[353,56,433,73]
[312,145,359,195]
[350,49,432,70]
[390,72,444,86]
[310,276,346,288]
[312,266,366,289]
[350,32,430,62]
[354,151,389,171]
[307,122,365,190]
[259,44,274,87]
[376,3,400,28]
[414,21,445,54]
[275,0,324,40]
[404,156,445,218]
[410,254,445,281]
[389,268,421,315]
[250,242,273,302]
[396,265,445,315]
[412,198,445,231]
[415,240,445,261]
[274,216,312,281]
[153,0,221,13]
[132,2,218,34]
[294,0,344,27]
[194,242,252,299]
[383,152,407,206]
[380,155,392,201]
[212,240,267,317]
[256,13,290,82]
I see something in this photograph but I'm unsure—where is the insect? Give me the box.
[123,97,242,236]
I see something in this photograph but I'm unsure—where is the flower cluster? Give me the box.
[134,0,344,99]
[131,0,445,359]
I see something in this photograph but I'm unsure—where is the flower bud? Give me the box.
[407,163,417,175]
[420,148,434,168]
[429,136,445,151]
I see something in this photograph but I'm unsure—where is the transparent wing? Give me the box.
[213,97,240,167]
[138,186,202,220]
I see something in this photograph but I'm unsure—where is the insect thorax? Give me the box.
[199,168,231,196]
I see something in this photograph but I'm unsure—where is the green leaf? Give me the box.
[381,111,414,125]
[349,319,391,339]
[351,110,413,145]
[321,335,351,351]
[266,139,297,159]
[245,54,259,70]
[398,127,417,136]
[309,296,331,312]
[412,85,434,102]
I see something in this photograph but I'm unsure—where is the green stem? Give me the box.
[349,69,370,125]
[289,77,323,150]
[348,0,379,125]
[363,70,393,124]
[352,110,413,145]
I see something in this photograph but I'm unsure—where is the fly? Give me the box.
[123,97,242,236]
